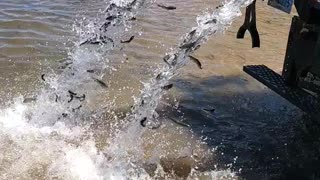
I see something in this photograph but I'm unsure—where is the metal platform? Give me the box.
[243,65,320,115]
[298,79,320,95]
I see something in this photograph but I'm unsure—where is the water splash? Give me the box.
[25,0,152,127]
[130,0,254,128]
[0,0,155,179]
[0,99,238,179]
[0,0,253,179]
[76,0,152,47]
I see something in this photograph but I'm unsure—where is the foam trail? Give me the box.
[130,0,254,128]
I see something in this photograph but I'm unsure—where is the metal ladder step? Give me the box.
[243,65,320,115]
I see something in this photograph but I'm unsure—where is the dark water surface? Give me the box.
[0,0,319,179]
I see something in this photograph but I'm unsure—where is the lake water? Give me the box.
[1,0,318,179]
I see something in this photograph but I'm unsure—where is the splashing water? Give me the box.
[0,0,155,179]
[25,0,151,127]
[0,0,254,179]
[76,0,152,47]
[130,0,254,128]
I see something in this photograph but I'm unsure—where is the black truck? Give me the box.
[240,0,320,116]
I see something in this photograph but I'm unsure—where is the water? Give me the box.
[1,0,319,179]
[1,0,239,179]
[131,0,255,128]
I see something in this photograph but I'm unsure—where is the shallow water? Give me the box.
[1,0,319,179]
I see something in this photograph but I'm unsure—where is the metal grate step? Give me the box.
[243,65,320,115]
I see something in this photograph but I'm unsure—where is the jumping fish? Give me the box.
[179,41,197,50]
[41,74,45,81]
[163,54,172,67]
[105,3,117,12]
[157,4,177,10]
[68,90,85,103]
[203,108,215,113]
[216,4,223,9]
[62,113,68,118]
[75,94,86,102]
[161,84,173,90]
[163,54,178,67]
[140,99,145,106]
[140,117,161,129]
[194,45,201,51]
[182,30,196,48]
[156,73,163,81]
[168,117,190,128]
[72,105,82,112]
[94,78,108,88]
[58,58,72,70]
[80,39,93,46]
[68,94,74,103]
[80,36,114,46]
[129,0,138,7]
[189,55,202,69]
[106,15,118,21]
[68,90,77,96]
[54,94,59,102]
[185,29,196,40]
[120,36,135,43]
[189,29,197,36]
[204,19,217,25]
[100,21,112,31]
[140,117,147,127]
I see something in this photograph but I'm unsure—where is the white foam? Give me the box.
[0,99,239,179]
[0,0,252,179]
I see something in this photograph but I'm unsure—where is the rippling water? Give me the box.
[1,0,318,179]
